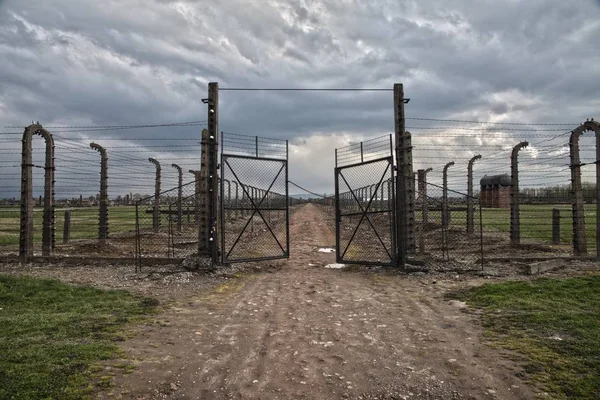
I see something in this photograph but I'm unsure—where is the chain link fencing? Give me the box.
[220,155,289,263]
[135,180,198,264]
[411,181,484,271]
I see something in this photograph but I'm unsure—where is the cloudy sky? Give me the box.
[1,0,600,199]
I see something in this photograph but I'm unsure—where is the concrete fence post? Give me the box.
[90,143,108,243]
[568,120,600,256]
[189,169,201,224]
[467,155,482,235]
[171,163,183,232]
[394,83,411,267]
[20,123,55,261]
[552,208,560,245]
[442,161,455,229]
[510,142,529,246]
[148,158,161,233]
[419,168,433,225]
[567,119,600,258]
[405,131,415,253]
[206,82,219,263]
[63,210,71,244]
[231,180,239,219]
[417,167,432,253]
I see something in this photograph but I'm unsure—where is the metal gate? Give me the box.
[220,133,289,263]
[334,135,397,266]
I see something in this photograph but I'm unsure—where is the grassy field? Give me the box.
[0,206,139,247]
[0,274,158,399]
[417,204,597,249]
[479,204,596,248]
[450,276,600,399]
[1,204,597,251]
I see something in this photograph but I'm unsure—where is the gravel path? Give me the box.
[96,204,534,399]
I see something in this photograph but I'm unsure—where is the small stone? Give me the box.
[170,383,178,391]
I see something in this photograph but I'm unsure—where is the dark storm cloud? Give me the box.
[1,0,600,196]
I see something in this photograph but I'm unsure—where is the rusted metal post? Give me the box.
[510,142,529,246]
[442,162,454,229]
[63,210,71,244]
[90,143,108,243]
[171,163,183,232]
[20,124,55,260]
[467,155,482,235]
[148,158,161,233]
[552,208,560,245]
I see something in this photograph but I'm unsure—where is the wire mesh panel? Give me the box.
[135,180,198,265]
[220,130,289,264]
[412,182,484,271]
[335,156,396,266]
[220,155,289,263]
[166,182,202,258]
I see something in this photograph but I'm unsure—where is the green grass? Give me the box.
[479,204,596,248]
[0,206,138,247]
[417,204,597,249]
[450,276,600,399]
[0,274,158,399]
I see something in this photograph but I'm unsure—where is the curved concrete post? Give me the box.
[510,142,528,246]
[148,158,161,233]
[568,119,600,257]
[442,162,455,229]
[467,155,482,235]
[90,143,109,243]
[20,124,55,260]
[171,164,183,231]
[569,120,600,256]
[586,120,600,257]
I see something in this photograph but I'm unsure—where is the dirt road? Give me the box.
[102,203,532,399]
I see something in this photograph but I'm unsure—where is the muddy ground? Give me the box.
[2,203,599,399]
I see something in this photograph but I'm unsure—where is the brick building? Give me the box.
[480,174,511,208]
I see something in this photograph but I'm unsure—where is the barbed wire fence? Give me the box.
[0,121,206,258]
[407,117,598,260]
[1,116,598,267]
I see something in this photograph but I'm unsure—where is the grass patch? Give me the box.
[0,206,139,247]
[450,275,600,399]
[0,274,158,400]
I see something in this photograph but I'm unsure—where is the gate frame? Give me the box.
[219,149,290,264]
[334,154,397,266]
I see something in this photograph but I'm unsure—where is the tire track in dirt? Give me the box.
[108,204,534,399]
